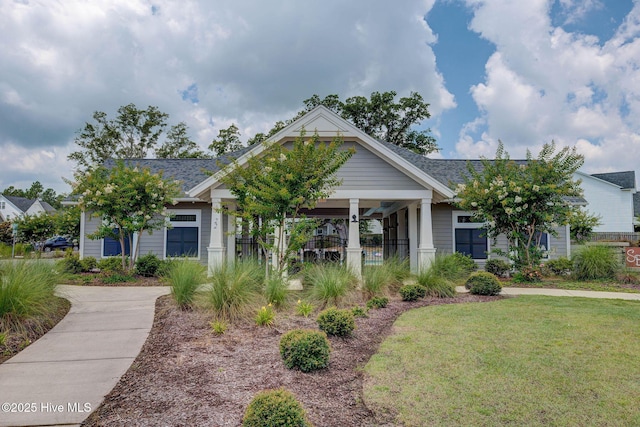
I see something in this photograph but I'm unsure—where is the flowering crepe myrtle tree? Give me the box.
[455,141,584,270]
[71,161,180,271]
[220,129,355,277]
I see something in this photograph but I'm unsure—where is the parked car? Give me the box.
[42,236,75,252]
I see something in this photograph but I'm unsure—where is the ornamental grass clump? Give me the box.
[0,260,60,334]
[416,269,457,298]
[166,260,206,309]
[362,265,393,299]
[316,307,355,337]
[242,387,313,427]
[466,272,502,296]
[304,264,356,307]
[265,276,288,307]
[429,253,477,283]
[572,245,620,280]
[206,260,264,321]
[280,329,330,372]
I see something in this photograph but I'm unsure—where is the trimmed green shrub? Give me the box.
[466,272,502,296]
[97,256,127,273]
[167,260,206,309]
[317,307,355,337]
[485,259,510,277]
[366,296,388,309]
[135,253,161,277]
[80,256,98,272]
[242,387,312,427]
[399,284,426,301]
[351,306,368,318]
[280,329,330,372]
[56,252,83,274]
[572,245,620,280]
[543,257,573,276]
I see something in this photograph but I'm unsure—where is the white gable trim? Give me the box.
[187,106,455,200]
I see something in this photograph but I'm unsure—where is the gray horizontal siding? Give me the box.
[432,204,453,255]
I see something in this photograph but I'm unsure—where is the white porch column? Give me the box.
[418,197,436,272]
[397,208,407,259]
[346,198,362,278]
[408,203,418,273]
[79,210,86,259]
[208,196,225,275]
[226,204,236,263]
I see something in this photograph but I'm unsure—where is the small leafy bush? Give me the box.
[280,329,330,372]
[56,252,83,274]
[366,296,388,309]
[466,272,502,296]
[351,306,368,318]
[485,259,510,277]
[544,257,573,276]
[295,300,314,317]
[316,307,355,337]
[97,257,127,273]
[80,256,98,272]
[399,284,426,301]
[135,253,161,277]
[513,266,543,283]
[572,245,620,280]
[255,304,275,327]
[242,387,312,427]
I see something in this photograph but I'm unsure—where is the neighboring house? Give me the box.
[576,171,637,233]
[0,194,55,222]
[78,106,574,274]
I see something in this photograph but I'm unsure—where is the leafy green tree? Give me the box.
[71,161,180,271]
[156,122,209,159]
[246,91,438,155]
[455,141,584,270]
[0,221,13,244]
[54,206,81,241]
[209,124,244,156]
[220,130,354,276]
[69,104,169,170]
[14,213,56,246]
[569,207,601,243]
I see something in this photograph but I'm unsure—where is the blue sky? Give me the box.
[1,0,639,194]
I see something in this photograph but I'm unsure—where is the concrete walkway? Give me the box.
[456,286,640,301]
[0,285,169,427]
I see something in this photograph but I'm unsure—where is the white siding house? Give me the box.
[576,171,636,233]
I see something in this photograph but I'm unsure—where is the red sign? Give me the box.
[625,247,640,268]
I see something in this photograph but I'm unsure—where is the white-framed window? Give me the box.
[165,209,201,259]
[452,211,489,260]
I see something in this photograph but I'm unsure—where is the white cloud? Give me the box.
[0,0,454,192]
[456,0,640,183]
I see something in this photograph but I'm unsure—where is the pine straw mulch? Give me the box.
[82,293,501,427]
[0,296,71,364]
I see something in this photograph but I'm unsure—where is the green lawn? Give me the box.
[507,277,640,293]
[364,296,640,426]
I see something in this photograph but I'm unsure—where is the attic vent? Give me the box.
[171,214,197,222]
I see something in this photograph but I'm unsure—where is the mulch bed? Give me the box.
[0,296,71,364]
[82,293,500,426]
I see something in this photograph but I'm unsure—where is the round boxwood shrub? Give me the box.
[366,296,388,309]
[135,253,161,277]
[465,272,502,296]
[399,284,426,301]
[279,329,330,372]
[243,387,313,427]
[484,259,510,278]
[316,307,355,337]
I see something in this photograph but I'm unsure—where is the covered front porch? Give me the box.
[204,189,438,276]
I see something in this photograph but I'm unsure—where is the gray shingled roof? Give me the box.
[591,171,636,189]
[4,195,36,212]
[103,144,256,194]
